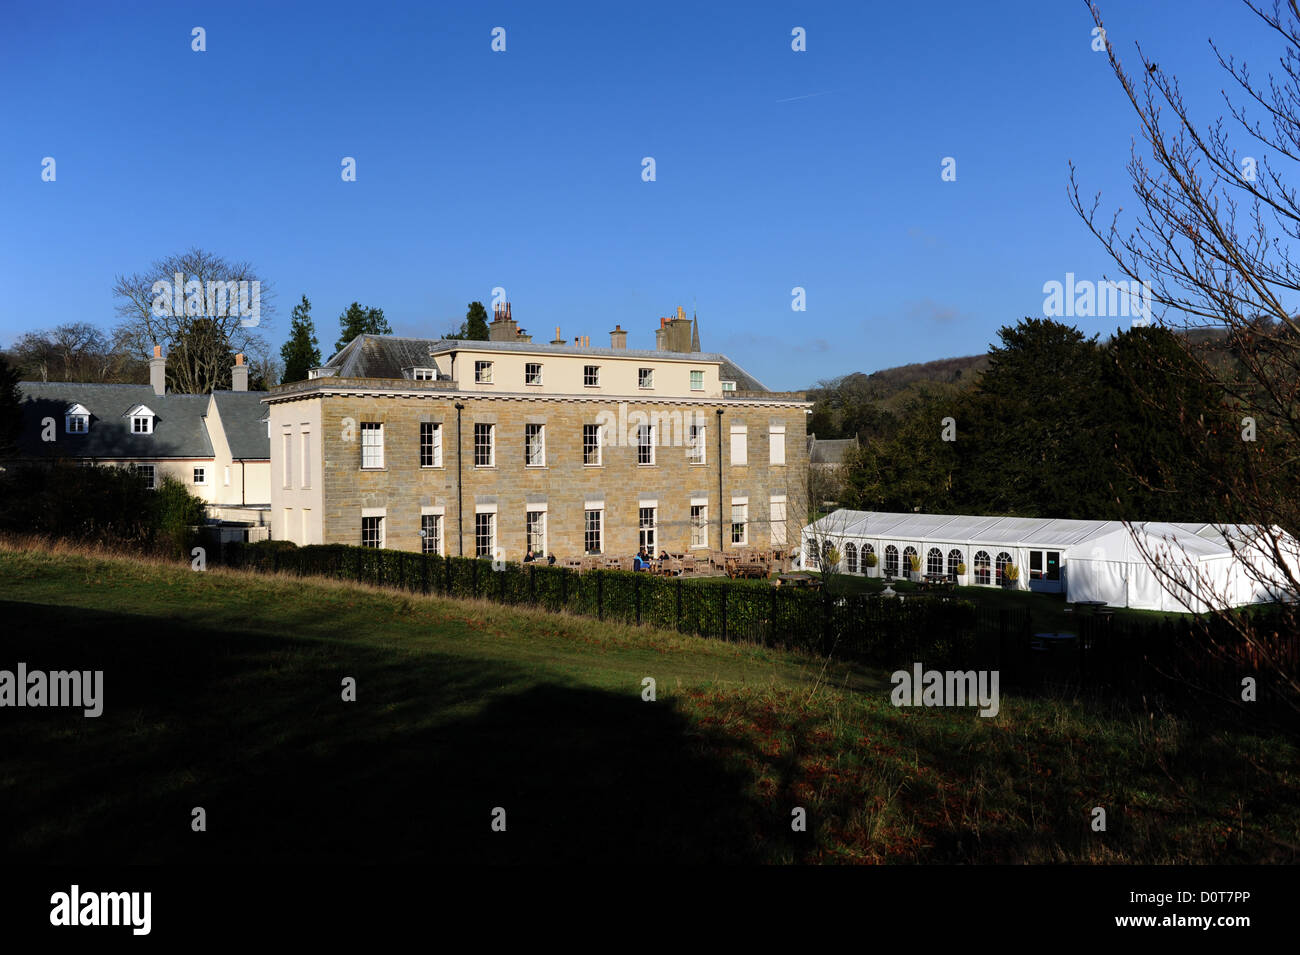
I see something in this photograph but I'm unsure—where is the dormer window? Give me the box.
[721,380,737,393]
[125,404,156,435]
[413,367,436,381]
[65,403,89,434]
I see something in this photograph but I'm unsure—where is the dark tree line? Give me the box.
[838,318,1259,522]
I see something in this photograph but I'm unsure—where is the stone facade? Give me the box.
[268,383,810,559]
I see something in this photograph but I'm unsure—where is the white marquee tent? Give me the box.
[800,510,1298,612]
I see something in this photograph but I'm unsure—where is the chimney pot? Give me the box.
[149,346,166,396]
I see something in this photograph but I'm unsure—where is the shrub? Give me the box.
[864,551,878,567]
[151,475,206,557]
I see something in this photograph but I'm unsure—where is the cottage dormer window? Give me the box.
[125,404,156,435]
[65,403,90,434]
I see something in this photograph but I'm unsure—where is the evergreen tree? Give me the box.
[335,302,391,352]
[0,353,22,457]
[280,295,322,383]
[957,319,1108,518]
[464,301,489,340]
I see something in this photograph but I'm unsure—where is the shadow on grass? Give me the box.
[0,600,772,864]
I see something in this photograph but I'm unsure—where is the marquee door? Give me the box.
[1028,550,1063,593]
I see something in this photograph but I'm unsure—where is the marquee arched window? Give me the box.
[947,549,963,577]
[973,550,992,586]
[845,542,858,575]
[885,545,899,577]
[903,546,919,575]
[996,551,1013,583]
[927,548,944,576]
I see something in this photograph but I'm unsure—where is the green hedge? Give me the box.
[0,462,205,557]
[219,542,982,665]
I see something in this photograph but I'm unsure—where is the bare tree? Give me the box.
[10,323,145,383]
[1072,1,1300,707]
[112,247,273,394]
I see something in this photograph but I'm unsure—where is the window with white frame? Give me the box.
[420,422,442,467]
[525,423,546,467]
[131,414,152,434]
[636,424,654,465]
[947,549,962,577]
[638,367,654,389]
[583,424,602,466]
[730,500,748,545]
[421,513,442,555]
[769,496,787,546]
[301,431,311,488]
[475,361,493,384]
[584,507,603,554]
[361,422,383,469]
[638,506,657,552]
[474,423,494,467]
[193,467,206,485]
[769,425,786,466]
[688,424,705,465]
[413,367,436,381]
[927,548,945,577]
[526,509,547,555]
[525,363,543,386]
[690,503,708,548]
[730,424,748,466]
[721,380,736,392]
[65,405,89,434]
[282,431,293,487]
[583,365,600,387]
[690,370,704,391]
[362,515,384,548]
[475,511,495,558]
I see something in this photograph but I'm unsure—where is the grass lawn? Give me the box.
[0,542,1296,864]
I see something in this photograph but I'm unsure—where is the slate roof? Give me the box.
[319,335,772,392]
[212,391,271,459]
[14,382,269,460]
[808,434,858,465]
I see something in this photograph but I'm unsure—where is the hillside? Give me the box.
[1,542,1295,864]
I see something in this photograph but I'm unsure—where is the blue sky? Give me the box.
[0,0,1280,390]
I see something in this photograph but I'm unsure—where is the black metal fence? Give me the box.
[218,541,985,666]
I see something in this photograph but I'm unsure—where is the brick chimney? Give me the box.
[550,325,566,345]
[149,345,166,396]
[609,324,627,349]
[231,353,248,392]
[489,302,522,341]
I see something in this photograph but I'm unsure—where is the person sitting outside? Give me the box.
[524,548,536,563]
[633,548,651,572]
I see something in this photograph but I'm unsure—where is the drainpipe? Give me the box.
[715,408,724,552]
[455,402,465,556]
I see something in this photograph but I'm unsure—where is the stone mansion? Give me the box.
[265,306,811,560]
